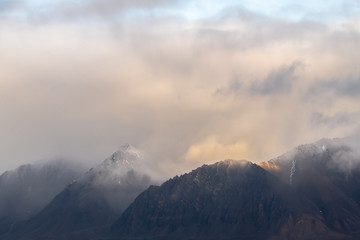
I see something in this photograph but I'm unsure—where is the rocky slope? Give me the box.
[109,160,348,240]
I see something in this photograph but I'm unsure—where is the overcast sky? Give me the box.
[0,0,359,175]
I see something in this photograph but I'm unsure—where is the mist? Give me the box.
[0,159,85,220]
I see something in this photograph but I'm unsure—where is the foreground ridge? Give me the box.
[108,158,354,240]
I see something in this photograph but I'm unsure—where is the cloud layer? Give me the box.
[0,1,359,174]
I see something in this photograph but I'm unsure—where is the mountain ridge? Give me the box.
[109,159,338,240]
[2,139,360,239]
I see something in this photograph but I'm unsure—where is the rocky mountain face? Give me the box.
[0,144,154,240]
[108,139,360,240]
[108,160,350,240]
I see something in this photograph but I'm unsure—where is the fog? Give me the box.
[0,159,85,220]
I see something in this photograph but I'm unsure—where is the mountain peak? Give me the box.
[82,144,146,184]
[105,144,142,168]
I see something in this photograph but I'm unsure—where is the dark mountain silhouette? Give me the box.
[109,160,350,240]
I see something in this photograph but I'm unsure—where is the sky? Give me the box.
[0,0,359,175]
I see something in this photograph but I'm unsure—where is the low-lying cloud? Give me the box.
[0,159,84,220]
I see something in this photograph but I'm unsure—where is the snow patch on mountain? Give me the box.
[66,144,158,214]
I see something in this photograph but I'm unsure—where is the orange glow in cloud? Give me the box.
[185,137,251,164]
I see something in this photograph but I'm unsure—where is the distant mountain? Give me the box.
[0,144,155,240]
[0,159,84,235]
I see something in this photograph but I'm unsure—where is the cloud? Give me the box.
[0,1,360,176]
[215,76,242,97]
[185,137,250,165]
[311,112,352,127]
[313,138,360,174]
[308,75,360,98]
[55,0,182,19]
[250,62,303,95]
[0,0,183,23]
[0,0,22,11]
[194,8,328,51]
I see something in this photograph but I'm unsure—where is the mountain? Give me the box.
[0,160,84,235]
[3,139,360,240]
[0,144,155,240]
[109,160,343,240]
[108,139,360,240]
[259,138,360,236]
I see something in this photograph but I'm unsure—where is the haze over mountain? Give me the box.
[0,159,84,235]
[260,138,360,235]
[0,144,156,240]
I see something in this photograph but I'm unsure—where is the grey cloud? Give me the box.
[57,0,181,17]
[95,0,180,9]
[250,62,302,95]
[215,76,242,97]
[195,8,327,51]
[0,0,23,13]
[1,0,183,23]
[310,112,356,127]
[0,0,13,10]
[308,76,360,98]
[229,79,242,92]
